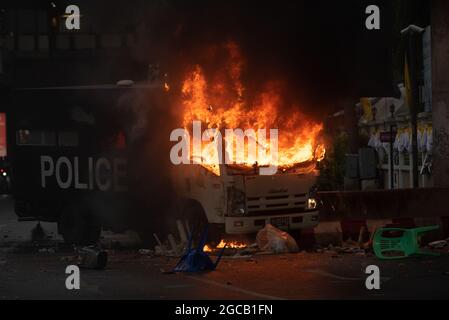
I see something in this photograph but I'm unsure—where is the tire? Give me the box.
[58,203,101,246]
[182,202,222,246]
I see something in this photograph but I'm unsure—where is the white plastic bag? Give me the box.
[256,224,299,253]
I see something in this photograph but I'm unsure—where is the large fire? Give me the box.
[180,42,325,175]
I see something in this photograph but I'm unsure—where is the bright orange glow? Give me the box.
[203,239,247,252]
[203,244,213,252]
[217,239,247,249]
[180,42,325,175]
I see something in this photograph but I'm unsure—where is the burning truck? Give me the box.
[169,43,325,244]
[7,43,325,246]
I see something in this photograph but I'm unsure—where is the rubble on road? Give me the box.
[233,245,258,257]
[38,247,56,254]
[75,246,108,270]
[60,255,76,263]
[138,249,154,255]
[256,224,299,254]
[427,239,449,249]
[315,237,372,257]
[152,222,188,258]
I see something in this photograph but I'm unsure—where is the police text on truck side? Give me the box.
[40,156,127,192]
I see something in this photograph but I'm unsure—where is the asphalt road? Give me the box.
[1,195,449,300]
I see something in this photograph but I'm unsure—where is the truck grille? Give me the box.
[245,193,307,216]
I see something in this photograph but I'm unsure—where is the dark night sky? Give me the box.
[5,0,401,115]
[157,0,395,114]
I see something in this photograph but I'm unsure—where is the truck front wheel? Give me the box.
[183,203,222,246]
[58,204,101,246]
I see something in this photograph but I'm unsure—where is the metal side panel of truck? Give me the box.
[8,84,174,244]
[171,164,320,234]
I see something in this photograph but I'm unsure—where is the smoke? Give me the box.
[129,0,363,120]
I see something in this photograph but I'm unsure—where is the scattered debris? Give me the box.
[176,220,188,244]
[235,246,257,256]
[60,256,76,263]
[428,239,449,249]
[153,233,168,256]
[38,247,56,254]
[76,246,108,270]
[256,224,298,254]
[168,233,183,257]
[138,249,153,255]
[357,226,366,247]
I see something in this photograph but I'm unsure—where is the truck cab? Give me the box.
[171,160,320,236]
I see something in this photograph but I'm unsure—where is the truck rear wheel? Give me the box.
[58,204,101,246]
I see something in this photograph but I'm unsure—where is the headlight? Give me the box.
[307,185,318,210]
[228,187,246,216]
[307,198,317,210]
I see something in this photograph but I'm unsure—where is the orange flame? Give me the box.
[203,240,247,252]
[180,42,325,175]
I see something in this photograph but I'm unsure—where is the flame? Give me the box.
[203,239,247,252]
[217,239,247,249]
[180,42,325,175]
[203,244,213,252]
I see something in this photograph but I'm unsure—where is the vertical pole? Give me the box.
[407,33,420,188]
[389,123,394,189]
[402,25,424,188]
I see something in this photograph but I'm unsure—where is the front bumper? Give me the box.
[224,210,319,234]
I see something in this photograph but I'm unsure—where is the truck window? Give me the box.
[58,131,79,147]
[16,130,56,146]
